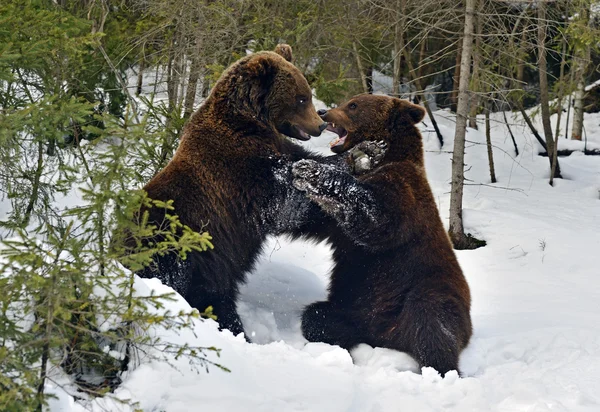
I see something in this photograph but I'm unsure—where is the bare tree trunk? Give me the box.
[537,0,561,180]
[571,5,591,141]
[366,65,373,93]
[449,0,476,249]
[571,62,587,141]
[450,40,462,113]
[571,83,585,140]
[402,47,444,147]
[353,42,369,93]
[502,109,519,156]
[551,36,567,186]
[184,56,201,118]
[392,0,406,97]
[23,140,44,227]
[516,28,526,86]
[468,1,483,129]
[565,66,574,139]
[485,102,497,183]
[519,104,548,152]
[136,45,145,96]
[201,72,210,98]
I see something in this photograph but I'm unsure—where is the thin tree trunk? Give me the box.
[23,140,44,227]
[565,60,574,139]
[201,72,210,98]
[469,1,483,129]
[516,28,526,86]
[184,56,201,118]
[416,35,427,82]
[502,109,519,156]
[551,36,567,186]
[402,47,444,147]
[36,341,49,411]
[450,40,462,113]
[353,42,369,93]
[519,104,548,152]
[136,49,145,96]
[166,43,179,116]
[571,63,587,141]
[537,0,561,180]
[571,5,591,141]
[485,102,497,183]
[449,0,476,248]
[392,0,406,97]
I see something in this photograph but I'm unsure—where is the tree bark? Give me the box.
[502,109,519,156]
[571,5,591,141]
[392,0,406,97]
[519,104,548,152]
[366,65,373,94]
[136,49,145,96]
[551,36,567,186]
[450,40,462,113]
[184,56,201,118]
[402,47,444,148]
[353,42,369,93]
[485,103,497,183]
[449,0,476,248]
[537,0,561,180]
[468,1,483,129]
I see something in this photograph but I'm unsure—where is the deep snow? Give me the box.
[17,89,600,411]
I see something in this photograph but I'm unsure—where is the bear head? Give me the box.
[208,45,326,141]
[320,94,426,163]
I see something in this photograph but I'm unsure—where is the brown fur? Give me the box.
[294,94,472,376]
[134,46,334,336]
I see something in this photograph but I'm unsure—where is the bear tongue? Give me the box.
[299,129,310,139]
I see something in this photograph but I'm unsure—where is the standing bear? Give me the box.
[129,46,339,337]
[293,94,472,376]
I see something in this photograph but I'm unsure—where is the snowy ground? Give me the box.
[0,82,581,410]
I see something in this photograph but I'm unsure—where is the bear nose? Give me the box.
[317,109,328,117]
[319,122,328,132]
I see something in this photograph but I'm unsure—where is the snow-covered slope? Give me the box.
[47,104,600,411]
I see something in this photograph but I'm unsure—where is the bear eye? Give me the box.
[349,102,357,110]
[298,97,307,105]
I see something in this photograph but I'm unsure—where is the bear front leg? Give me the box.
[302,301,366,350]
[292,160,388,246]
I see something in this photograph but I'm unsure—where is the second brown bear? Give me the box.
[293,94,472,376]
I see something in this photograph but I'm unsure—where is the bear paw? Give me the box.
[348,140,387,175]
[292,159,324,194]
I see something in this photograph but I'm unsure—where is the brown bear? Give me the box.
[292,94,472,376]
[132,46,341,337]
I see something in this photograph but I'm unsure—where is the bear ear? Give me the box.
[236,56,279,119]
[274,44,293,63]
[388,99,425,131]
[408,103,426,124]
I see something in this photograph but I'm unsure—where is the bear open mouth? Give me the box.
[295,126,311,141]
[282,123,312,141]
[327,123,348,148]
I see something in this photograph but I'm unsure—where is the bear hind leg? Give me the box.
[398,302,469,377]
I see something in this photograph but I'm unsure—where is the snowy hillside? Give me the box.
[46,103,600,412]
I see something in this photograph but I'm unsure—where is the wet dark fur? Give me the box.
[134,47,337,336]
[293,94,472,376]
